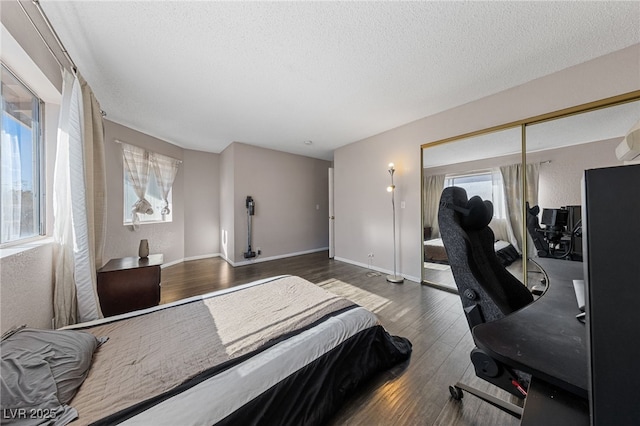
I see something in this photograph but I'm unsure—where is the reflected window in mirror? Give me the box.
[444,170,507,220]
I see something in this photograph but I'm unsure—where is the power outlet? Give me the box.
[366,253,376,272]
[257,247,262,255]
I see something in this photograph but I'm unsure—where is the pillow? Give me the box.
[460,196,494,231]
[1,328,102,424]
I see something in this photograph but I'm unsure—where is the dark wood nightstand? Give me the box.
[97,254,163,316]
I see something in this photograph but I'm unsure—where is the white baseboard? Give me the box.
[229,247,329,267]
[333,256,420,283]
[161,253,221,268]
[184,253,221,262]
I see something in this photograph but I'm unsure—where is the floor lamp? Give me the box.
[386,163,404,283]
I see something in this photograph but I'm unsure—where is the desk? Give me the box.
[97,254,163,316]
[473,257,588,398]
[473,258,590,424]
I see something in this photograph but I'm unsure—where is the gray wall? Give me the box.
[334,44,640,282]
[103,120,186,265]
[224,142,331,264]
[97,121,333,267]
[535,138,621,208]
[183,149,221,259]
[219,143,236,262]
[102,124,223,265]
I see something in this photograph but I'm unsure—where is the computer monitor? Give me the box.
[541,208,569,229]
[582,164,640,425]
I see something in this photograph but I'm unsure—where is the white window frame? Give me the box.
[1,63,45,245]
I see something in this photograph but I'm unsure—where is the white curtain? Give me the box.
[500,162,540,254]
[122,143,152,229]
[53,70,104,327]
[423,174,446,239]
[490,169,518,245]
[1,129,21,241]
[150,152,180,216]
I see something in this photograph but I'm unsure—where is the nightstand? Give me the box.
[97,254,163,316]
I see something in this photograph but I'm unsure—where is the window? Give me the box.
[445,170,507,219]
[121,144,179,226]
[123,166,173,224]
[1,64,44,244]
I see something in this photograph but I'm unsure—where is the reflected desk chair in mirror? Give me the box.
[437,186,535,418]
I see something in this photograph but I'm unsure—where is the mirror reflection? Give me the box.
[422,127,523,292]
[421,98,640,293]
[524,100,640,286]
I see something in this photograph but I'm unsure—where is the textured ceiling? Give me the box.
[40,1,640,160]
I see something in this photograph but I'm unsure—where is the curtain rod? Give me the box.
[26,0,77,72]
[115,139,183,164]
[16,0,64,70]
[24,0,107,117]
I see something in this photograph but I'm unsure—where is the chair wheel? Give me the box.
[449,385,463,400]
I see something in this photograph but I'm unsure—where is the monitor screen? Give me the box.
[541,208,569,228]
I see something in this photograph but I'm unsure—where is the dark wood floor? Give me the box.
[161,251,519,426]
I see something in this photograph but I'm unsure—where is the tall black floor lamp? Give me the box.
[386,163,404,283]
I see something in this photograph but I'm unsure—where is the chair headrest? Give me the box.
[439,187,493,231]
[461,196,493,231]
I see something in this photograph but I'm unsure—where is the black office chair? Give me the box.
[438,186,534,418]
[525,202,549,295]
[526,202,549,258]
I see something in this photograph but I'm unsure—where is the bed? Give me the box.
[1,275,411,426]
[424,238,519,266]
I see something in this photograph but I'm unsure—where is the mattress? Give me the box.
[425,238,519,266]
[423,238,448,263]
[64,275,412,425]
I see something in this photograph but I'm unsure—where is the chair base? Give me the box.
[449,382,523,419]
[386,275,404,283]
[531,284,546,296]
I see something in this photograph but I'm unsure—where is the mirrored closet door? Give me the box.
[421,127,523,292]
[421,93,640,292]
